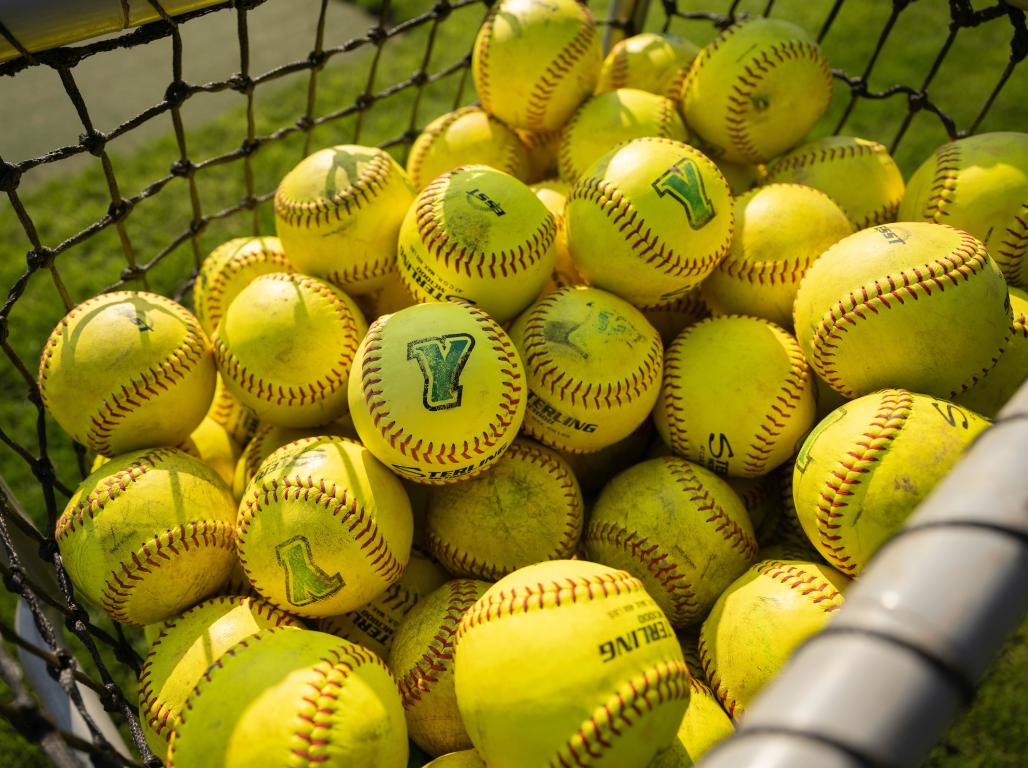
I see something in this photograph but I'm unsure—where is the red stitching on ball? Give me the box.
[100,521,236,625]
[397,580,481,709]
[583,521,700,625]
[237,473,405,586]
[456,570,643,640]
[754,559,845,611]
[409,107,525,188]
[568,145,731,280]
[920,141,961,223]
[274,149,396,228]
[552,660,690,767]
[212,273,361,407]
[993,205,1028,283]
[696,631,739,718]
[723,39,832,164]
[473,8,497,116]
[812,390,913,575]
[523,14,598,132]
[664,458,759,558]
[358,302,524,467]
[808,229,1001,398]
[199,240,292,331]
[413,168,556,280]
[520,288,663,410]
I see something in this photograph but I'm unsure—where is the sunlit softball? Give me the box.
[407,106,530,188]
[956,286,1028,417]
[38,291,216,456]
[681,18,833,164]
[397,164,556,322]
[213,272,367,428]
[899,131,1028,287]
[510,286,663,453]
[274,144,416,294]
[792,222,1012,399]
[237,436,413,617]
[596,32,700,100]
[566,138,734,307]
[56,448,237,626]
[348,301,527,484]
[192,236,294,336]
[793,389,989,576]
[473,0,602,132]
[764,136,906,230]
[558,88,688,183]
[653,315,816,478]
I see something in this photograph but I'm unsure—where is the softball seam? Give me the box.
[237,475,405,589]
[808,229,998,398]
[742,324,811,476]
[724,40,832,164]
[38,293,210,457]
[994,204,1028,283]
[396,580,481,709]
[523,17,598,132]
[813,389,913,575]
[664,459,759,558]
[520,289,663,411]
[920,141,961,223]
[552,660,690,767]
[100,520,236,625]
[359,303,524,466]
[274,148,395,228]
[197,241,292,331]
[212,273,361,408]
[414,168,557,279]
[137,595,297,740]
[408,107,525,188]
[457,570,642,638]
[569,142,731,280]
[753,559,845,611]
[583,521,700,624]
[427,442,582,580]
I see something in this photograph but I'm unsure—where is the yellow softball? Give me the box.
[407,106,530,189]
[654,315,816,478]
[454,560,690,767]
[186,416,240,488]
[206,374,259,445]
[137,595,301,758]
[192,236,294,336]
[640,290,710,347]
[424,752,486,767]
[899,132,1028,287]
[531,179,583,293]
[596,32,700,101]
[509,286,663,453]
[956,286,1028,418]
[792,223,1012,399]
[274,144,416,294]
[166,628,408,768]
[426,439,584,580]
[473,0,602,133]
[56,448,236,626]
[793,390,989,576]
[518,128,562,183]
[558,89,688,183]
[318,547,448,659]
[714,157,765,196]
[698,559,848,717]
[212,272,368,428]
[38,291,215,457]
[397,164,556,322]
[681,18,833,164]
[764,136,906,229]
[390,580,491,756]
[583,457,757,627]
[702,183,852,328]
[566,137,734,307]
[348,301,527,484]
[237,436,413,617]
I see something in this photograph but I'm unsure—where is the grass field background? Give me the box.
[0,0,1024,764]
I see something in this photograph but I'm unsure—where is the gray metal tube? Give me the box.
[699,381,1028,768]
[0,0,224,63]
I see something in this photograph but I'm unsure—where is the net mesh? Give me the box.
[0,0,1024,764]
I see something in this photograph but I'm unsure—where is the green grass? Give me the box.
[0,0,1024,764]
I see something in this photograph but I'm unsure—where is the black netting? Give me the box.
[0,0,1024,764]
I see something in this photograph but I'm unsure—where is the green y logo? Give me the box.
[652,158,716,229]
[275,535,344,606]
[407,333,476,411]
